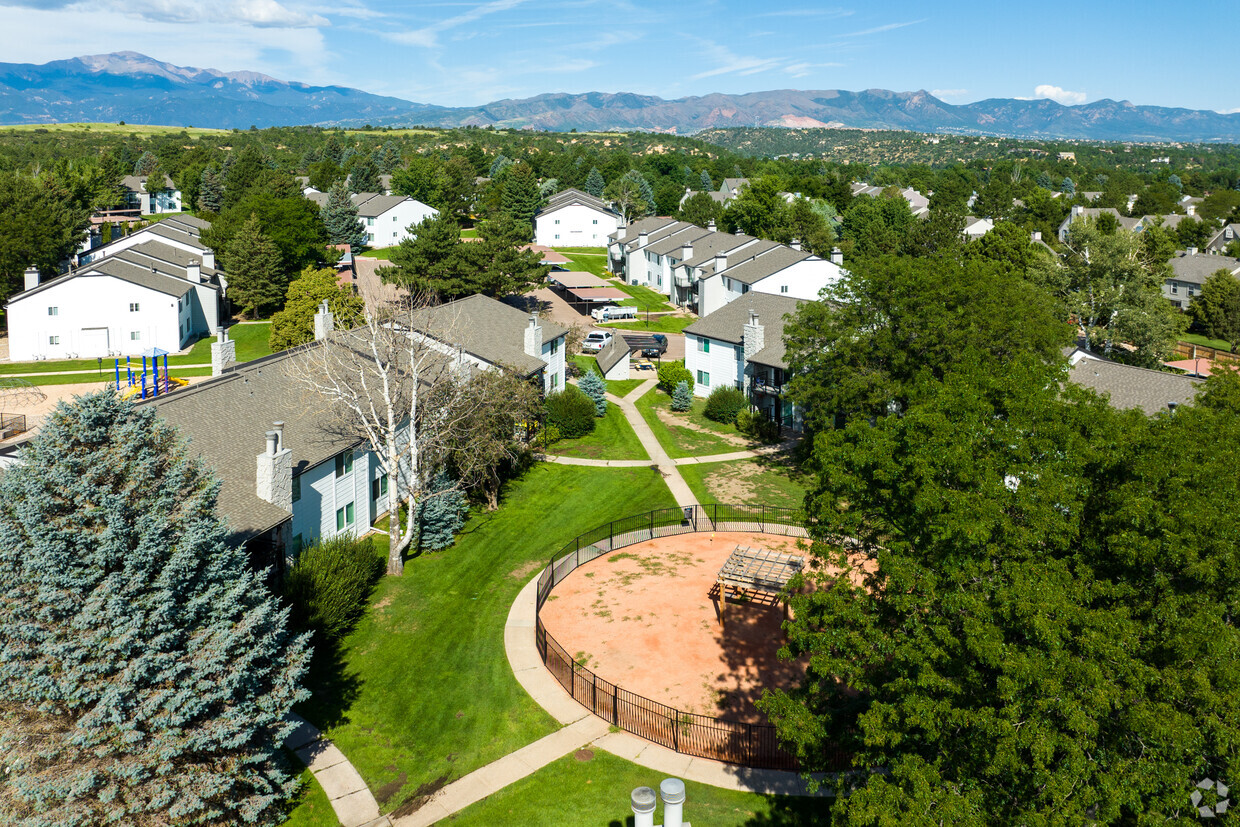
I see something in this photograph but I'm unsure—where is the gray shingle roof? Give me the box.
[624,220,694,253]
[353,193,413,218]
[1068,357,1201,415]
[88,259,196,298]
[714,245,811,286]
[681,233,759,268]
[646,226,713,257]
[596,335,628,374]
[120,241,222,278]
[121,173,176,192]
[684,292,803,359]
[1168,252,1240,285]
[540,188,616,217]
[610,217,678,246]
[417,294,568,377]
[143,222,209,250]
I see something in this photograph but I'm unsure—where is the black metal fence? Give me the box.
[0,413,27,439]
[535,503,848,771]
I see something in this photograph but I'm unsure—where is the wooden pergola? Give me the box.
[715,545,804,626]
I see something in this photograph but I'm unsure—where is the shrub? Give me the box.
[737,409,783,443]
[286,534,383,641]
[416,469,468,551]
[545,384,596,438]
[540,423,562,446]
[703,386,747,424]
[657,360,694,395]
[672,380,693,412]
[579,369,608,417]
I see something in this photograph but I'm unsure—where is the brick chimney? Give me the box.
[211,327,236,376]
[313,300,334,341]
[523,314,543,359]
[256,422,292,512]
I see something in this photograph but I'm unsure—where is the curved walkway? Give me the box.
[285,713,390,827]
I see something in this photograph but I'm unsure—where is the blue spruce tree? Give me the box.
[1061,176,1076,197]
[700,169,713,191]
[0,392,310,826]
[584,167,605,198]
[579,369,607,417]
[416,470,468,551]
[672,379,693,412]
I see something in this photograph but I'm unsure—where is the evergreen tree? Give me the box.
[227,213,286,317]
[381,213,472,300]
[349,158,381,194]
[489,154,512,178]
[321,180,367,252]
[501,163,543,231]
[0,392,310,827]
[1036,170,1053,189]
[539,178,560,197]
[132,150,158,176]
[1167,173,1183,191]
[672,380,693,412]
[464,143,488,175]
[632,171,656,214]
[415,470,468,551]
[700,169,713,191]
[1062,176,1076,196]
[579,369,607,417]
[584,166,605,198]
[268,265,367,351]
[1189,269,1240,349]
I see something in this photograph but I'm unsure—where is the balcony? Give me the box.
[674,271,692,288]
[752,376,783,396]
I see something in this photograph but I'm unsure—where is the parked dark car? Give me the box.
[640,334,668,358]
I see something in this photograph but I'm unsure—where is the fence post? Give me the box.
[649,510,654,538]
[592,673,598,714]
[613,684,619,725]
[673,713,678,753]
[610,520,615,552]
[761,504,765,533]
[748,723,754,765]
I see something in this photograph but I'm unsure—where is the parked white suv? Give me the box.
[581,331,614,352]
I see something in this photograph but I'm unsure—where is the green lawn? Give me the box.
[601,314,695,334]
[553,247,606,255]
[635,387,755,459]
[461,228,479,239]
[546,403,647,461]
[291,464,677,816]
[9,367,214,387]
[679,455,810,511]
[358,247,399,261]
[448,750,830,827]
[608,279,674,311]
[1181,333,1235,352]
[606,378,647,398]
[558,251,609,279]
[1,322,272,378]
[283,769,337,827]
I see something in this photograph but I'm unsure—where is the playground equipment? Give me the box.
[114,348,187,400]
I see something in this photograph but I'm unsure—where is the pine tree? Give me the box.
[227,213,286,317]
[489,154,512,179]
[700,169,713,191]
[0,392,310,827]
[584,166,605,198]
[630,171,656,214]
[349,159,381,194]
[198,164,224,213]
[321,180,367,251]
[416,470,468,551]
[501,163,543,231]
[672,379,693,412]
[1062,176,1076,196]
[579,369,607,417]
[132,150,158,176]
[1036,170,1052,189]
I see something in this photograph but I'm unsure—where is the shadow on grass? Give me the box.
[741,795,835,825]
[296,636,363,732]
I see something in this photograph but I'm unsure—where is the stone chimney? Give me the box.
[789,238,801,251]
[23,266,39,291]
[713,252,728,273]
[829,247,844,266]
[201,249,216,269]
[256,422,293,512]
[211,327,236,376]
[743,309,765,366]
[680,241,693,261]
[186,260,201,283]
[523,314,543,359]
[313,300,334,341]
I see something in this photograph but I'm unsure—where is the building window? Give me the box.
[593,219,598,224]
[367,233,375,242]
[130,331,141,341]
[697,370,710,386]
[555,219,560,224]
[367,217,374,226]
[48,335,59,345]
[346,502,355,524]
[48,306,57,316]
[780,285,789,293]
[129,302,140,312]
[292,534,304,555]
[1188,287,1195,297]
[335,451,354,478]
[292,475,301,503]
[551,338,560,355]
[371,475,389,501]
[555,234,560,240]
[551,372,559,389]
[1171,284,1178,294]
[698,337,710,353]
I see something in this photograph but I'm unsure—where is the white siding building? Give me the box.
[122,174,183,215]
[306,191,438,248]
[535,189,620,247]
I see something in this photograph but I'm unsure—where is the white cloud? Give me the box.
[931,88,968,99]
[0,0,327,26]
[1218,107,1240,115]
[387,0,527,48]
[689,40,782,81]
[784,61,843,79]
[1032,84,1086,105]
[839,19,925,37]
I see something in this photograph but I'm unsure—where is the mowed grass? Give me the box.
[8,367,214,387]
[546,403,647,461]
[283,769,337,827]
[635,387,755,459]
[357,247,399,261]
[2,322,272,378]
[571,355,646,399]
[679,456,810,511]
[557,251,609,279]
[448,750,831,827]
[609,279,675,311]
[292,464,677,816]
[1181,332,1235,352]
[601,314,695,334]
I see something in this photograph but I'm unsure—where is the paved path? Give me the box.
[285,714,391,827]
[611,378,696,508]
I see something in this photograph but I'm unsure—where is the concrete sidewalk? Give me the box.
[610,378,696,508]
[285,714,390,827]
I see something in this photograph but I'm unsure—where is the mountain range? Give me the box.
[3,52,1239,143]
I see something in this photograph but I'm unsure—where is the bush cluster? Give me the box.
[545,385,597,438]
[737,409,783,443]
[285,535,383,641]
[703,386,748,424]
[657,361,694,395]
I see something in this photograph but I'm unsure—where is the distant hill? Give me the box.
[3,53,1239,143]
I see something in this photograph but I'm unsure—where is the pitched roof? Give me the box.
[681,233,759,269]
[121,240,221,278]
[685,292,803,354]
[8,240,206,305]
[1068,357,1202,415]
[596,335,628,374]
[624,220,695,253]
[720,177,749,193]
[609,216,678,246]
[142,221,210,250]
[121,173,176,192]
[417,294,568,377]
[352,193,415,218]
[1168,252,1240,284]
[539,188,616,217]
[646,226,713,257]
[1207,223,1240,248]
[712,244,811,286]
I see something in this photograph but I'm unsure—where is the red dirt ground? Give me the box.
[540,531,816,724]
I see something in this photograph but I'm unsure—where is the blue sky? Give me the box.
[1,0,1237,113]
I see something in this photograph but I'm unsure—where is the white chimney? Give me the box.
[1073,205,1085,216]
[790,238,801,251]
[743,310,765,364]
[707,219,717,231]
[1031,231,1042,242]
[1188,246,1198,256]
[256,423,293,512]
[713,252,728,273]
[829,247,844,266]
[23,266,39,291]
[201,249,216,269]
[638,231,649,247]
[211,327,236,376]
[1187,204,1197,216]
[680,241,693,261]
[186,260,201,283]
[313,300,334,341]
[660,778,686,827]
[523,313,543,359]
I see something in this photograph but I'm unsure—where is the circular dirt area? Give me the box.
[540,531,811,724]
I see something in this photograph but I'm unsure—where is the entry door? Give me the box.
[80,327,109,356]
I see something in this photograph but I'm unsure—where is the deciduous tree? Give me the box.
[268,265,366,351]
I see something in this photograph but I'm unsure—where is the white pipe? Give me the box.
[660,778,686,827]
[631,786,656,827]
